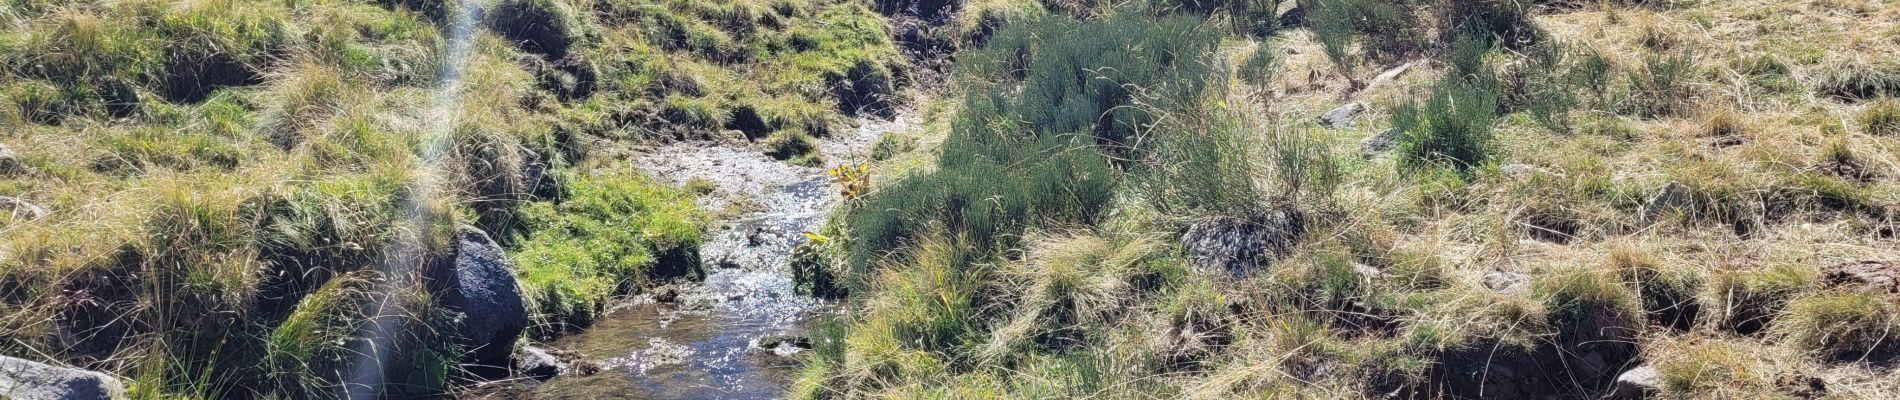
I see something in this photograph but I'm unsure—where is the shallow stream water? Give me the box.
[526,114,910,399]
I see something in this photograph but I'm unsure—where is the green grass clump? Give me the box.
[1436,0,1542,49]
[510,170,704,336]
[1812,59,1900,101]
[1238,40,1279,87]
[973,10,1222,149]
[1534,269,1643,369]
[1861,97,1900,136]
[1707,264,1816,335]
[1512,40,1582,133]
[1652,340,1772,396]
[1610,248,1701,330]
[487,0,585,58]
[837,9,1220,284]
[1307,0,1421,81]
[765,129,823,167]
[1775,291,1900,364]
[265,271,460,398]
[1623,51,1697,118]
[1393,67,1499,173]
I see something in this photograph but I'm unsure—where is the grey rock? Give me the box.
[1320,102,1366,129]
[0,144,21,176]
[1483,271,1531,294]
[1360,128,1401,158]
[515,346,566,381]
[1182,206,1304,280]
[0,355,124,400]
[440,226,530,367]
[1604,365,1660,400]
[0,196,47,220]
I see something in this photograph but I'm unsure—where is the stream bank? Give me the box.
[508,112,915,399]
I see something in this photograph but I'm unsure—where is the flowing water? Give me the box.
[526,114,913,399]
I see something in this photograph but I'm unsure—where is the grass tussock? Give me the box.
[1776,291,1900,364]
[1862,97,1900,136]
[510,169,703,336]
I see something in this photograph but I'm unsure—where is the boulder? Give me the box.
[1483,271,1531,294]
[1319,101,1365,129]
[1360,128,1401,158]
[1821,261,1897,293]
[0,355,124,400]
[439,226,530,368]
[1604,365,1660,400]
[1181,206,1304,280]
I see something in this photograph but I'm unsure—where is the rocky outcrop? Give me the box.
[437,226,530,368]
[0,356,124,400]
[1181,206,1304,280]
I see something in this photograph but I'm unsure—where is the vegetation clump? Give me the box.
[1776,291,1900,364]
[510,170,704,336]
[1862,97,1900,136]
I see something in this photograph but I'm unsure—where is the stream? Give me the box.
[522,113,911,399]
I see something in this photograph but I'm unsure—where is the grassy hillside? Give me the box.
[0,0,904,397]
[792,0,1900,398]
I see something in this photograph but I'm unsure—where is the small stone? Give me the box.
[755,335,813,356]
[1605,365,1660,400]
[1483,271,1530,294]
[0,196,47,220]
[1351,263,1386,280]
[0,355,126,400]
[1319,102,1366,129]
[0,144,22,176]
[514,346,566,381]
[1359,128,1401,158]
[651,286,680,303]
[1498,164,1539,179]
